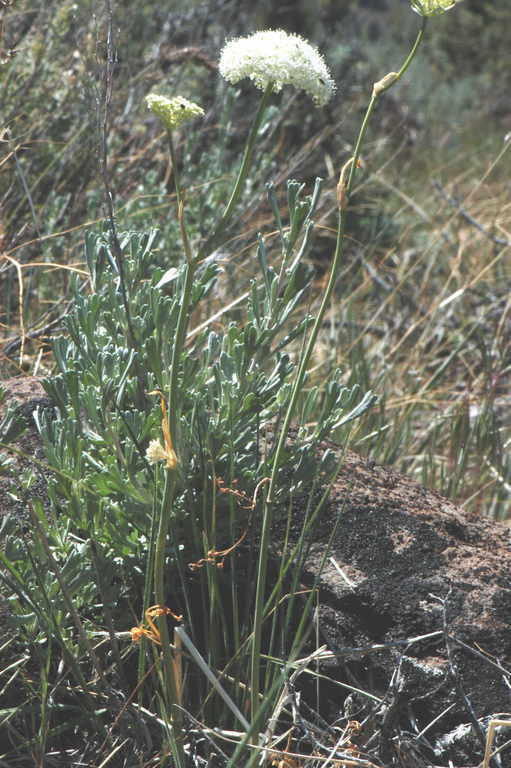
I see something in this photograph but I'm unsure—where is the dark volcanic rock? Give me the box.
[299,446,511,766]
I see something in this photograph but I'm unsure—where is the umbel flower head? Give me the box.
[411,0,462,16]
[146,439,174,468]
[145,94,204,131]
[146,438,177,471]
[219,29,335,107]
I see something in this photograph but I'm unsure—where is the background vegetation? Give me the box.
[0,0,510,765]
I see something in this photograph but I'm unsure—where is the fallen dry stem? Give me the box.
[482,718,511,768]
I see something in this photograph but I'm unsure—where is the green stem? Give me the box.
[249,17,427,720]
[151,129,198,745]
[153,471,176,623]
[153,84,274,733]
[221,83,273,223]
[197,83,273,262]
[154,87,273,620]
[153,469,184,753]
[167,129,183,212]
[167,260,196,440]
[151,83,271,720]
[348,17,427,193]
[151,258,194,731]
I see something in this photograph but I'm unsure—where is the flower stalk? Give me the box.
[144,101,204,735]
[250,17,428,720]
[197,83,273,261]
[147,83,276,730]
[153,469,182,722]
[218,83,273,228]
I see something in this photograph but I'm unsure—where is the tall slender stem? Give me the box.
[152,128,196,744]
[167,129,183,212]
[250,18,428,720]
[347,17,427,194]
[221,83,273,224]
[197,83,273,262]
[153,469,183,743]
[151,86,272,726]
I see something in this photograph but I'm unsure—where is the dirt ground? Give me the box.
[297,446,511,766]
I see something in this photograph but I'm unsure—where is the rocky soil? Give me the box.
[297,446,511,766]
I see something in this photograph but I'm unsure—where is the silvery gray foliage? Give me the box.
[20,182,373,597]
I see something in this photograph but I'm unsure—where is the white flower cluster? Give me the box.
[145,94,204,130]
[219,29,335,107]
[146,439,177,470]
[146,439,168,464]
[411,0,462,16]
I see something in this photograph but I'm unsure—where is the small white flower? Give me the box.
[146,439,168,465]
[146,438,177,470]
[219,29,335,107]
[411,0,462,16]
[145,94,204,130]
